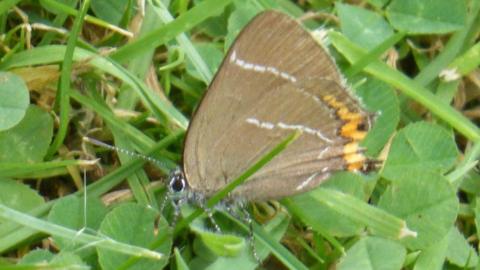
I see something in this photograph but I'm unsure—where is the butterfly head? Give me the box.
[168,167,188,196]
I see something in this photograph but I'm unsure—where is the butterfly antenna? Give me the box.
[159,191,171,214]
[82,136,168,168]
[82,168,87,228]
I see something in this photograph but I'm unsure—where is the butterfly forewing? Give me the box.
[183,11,371,200]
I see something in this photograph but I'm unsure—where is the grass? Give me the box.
[0,0,479,269]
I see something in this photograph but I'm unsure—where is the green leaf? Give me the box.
[386,0,467,34]
[338,236,406,270]
[413,234,448,270]
[475,198,480,244]
[111,0,234,63]
[49,252,88,269]
[288,172,366,237]
[364,0,388,8]
[0,105,53,163]
[0,72,30,131]
[39,0,77,15]
[251,212,295,267]
[381,122,459,181]
[189,212,290,270]
[378,171,458,250]
[185,43,223,81]
[449,42,480,77]
[435,81,459,105]
[0,203,164,260]
[193,228,245,257]
[19,251,86,269]
[329,31,480,141]
[91,0,135,25]
[460,171,480,196]
[97,203,171,270]
[337,3,394,49]
[198,8,230,38]
[0,178,44,212]
[225,3,261,50]
[1,45,189,130]
[293,187,413,241]
[355,77,399,156]
[446,226,478,267]
[18,249,55,264]
[47,195,108,250]
[174,248,190,270]
[0,0,21,16]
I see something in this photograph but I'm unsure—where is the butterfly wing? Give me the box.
[183,11,372,200]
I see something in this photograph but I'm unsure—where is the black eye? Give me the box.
[168,169,187,193]
[170,176,185,192]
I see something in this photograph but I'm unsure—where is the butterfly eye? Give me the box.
[169,170,186,193]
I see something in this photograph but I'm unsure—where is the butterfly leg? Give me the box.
[159,190,183,228]
[198,201,221,233]
[240,205,261,264]
[226,202,261,264]
[171,197,184,228]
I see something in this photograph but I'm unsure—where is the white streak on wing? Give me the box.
[278,122,333,143]
[254,65,266,72]
[317,147,330,159]
[280,72,297,82]
[296,173,318,191]
[245,118,334,143]
[246,118,259,125]
[231,50,297,83]
[321,167,329,173]
[237,59,245,66]
[230,50,237,63]
[243,63,254,70]
[296,87,324,107]
[231,51,323,109]
[267,66,279,76]
[246,118,274,129]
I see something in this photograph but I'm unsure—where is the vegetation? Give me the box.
[0,0,478,269]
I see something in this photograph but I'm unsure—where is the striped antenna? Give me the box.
[82,137,168,168]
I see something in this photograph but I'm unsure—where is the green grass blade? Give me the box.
[0,133,182,252]
[413,0,480,86]
[330,31,480,142]
[252,223,309,270]
[151,1,213,83]
[309,188,416,239]
[0,204,163,260]
[0,160,83,178]
[0,45,189,129]
[344,31,405,77]
[0,0,21,16]
[46,0,90,158]
[111,0,233,63]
